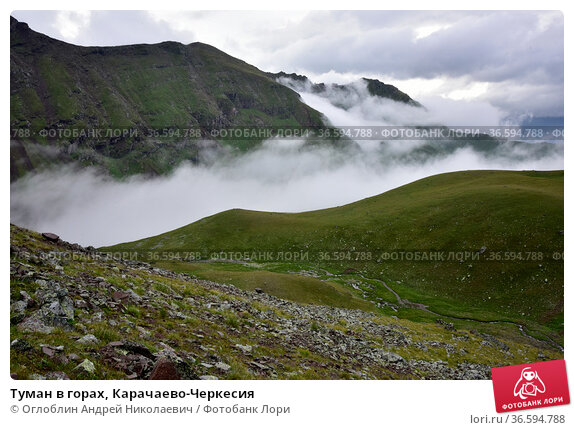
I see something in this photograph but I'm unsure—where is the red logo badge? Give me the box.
[492,360,570,413]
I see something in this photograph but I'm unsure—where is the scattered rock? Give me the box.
[67,353,81,362]
[11,338,33,352]
[10,301,27,314]
[73,359,96,375]
[215,362,231,372]
[436,319,456,331]
[235,344,253,354]
[77,334,100,345]
[207,302,231,311]
[10,225,554,381]
[99,340,156,379]
[42,345,59,357]
[380,350,405,364]
[45,371,70,380]
[112,291,131,303]
[126,289,142,302]
[199,375,218,380]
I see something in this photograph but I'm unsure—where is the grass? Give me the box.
[158,261,377,312]
[11,21,325,179]
[10,222,563,380]
[106,170,564,347]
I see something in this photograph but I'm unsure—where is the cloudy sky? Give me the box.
[11,10,563,122]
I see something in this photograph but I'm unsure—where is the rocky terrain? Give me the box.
[10,224,561,380]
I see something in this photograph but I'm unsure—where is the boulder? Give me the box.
[73,359,96,375]
[42,232,59,242]
[77,334,100,345]
[149,355,198,380]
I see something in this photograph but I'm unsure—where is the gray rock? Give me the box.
[126,289,142,302]
[235,344,253,353]
[10,301,27,314]
[18,308,73,333]
[207,302,231,311]
[215,362,231,372]
[30,373,47,380]
[73,359,96,374]
[77,334,100,345]
[20,290,34,306]
[45,371,70,380]
[380,350,405,364]
[11,338,33,352]
[34,279,48,288]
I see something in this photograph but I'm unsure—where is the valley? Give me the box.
[105,170,564,353]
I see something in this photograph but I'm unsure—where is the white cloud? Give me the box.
[10,138,563,248]
[11,82,563,246]
[53,10,91,40]
[413,24,452,40]
[443,82,489,101]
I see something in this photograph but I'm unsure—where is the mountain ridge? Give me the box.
[10,17,326,179]
[267,71,422,107]
[10,16,425,180]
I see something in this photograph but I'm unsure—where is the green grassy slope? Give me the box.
[10,17,325,179]
[160,261,377,312]
[106,170,564,342]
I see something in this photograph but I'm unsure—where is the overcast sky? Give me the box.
[11,10,564,121]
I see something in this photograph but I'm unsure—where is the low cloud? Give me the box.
[10,73,563,248]
[10,136,563,247]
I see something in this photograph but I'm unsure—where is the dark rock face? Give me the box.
[362,78,422,107]
[267,72,422,107]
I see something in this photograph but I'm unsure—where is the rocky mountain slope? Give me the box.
[268,71,422,107]
[10,17,326,179]
[10,224,560,380]
[10,17,426,181]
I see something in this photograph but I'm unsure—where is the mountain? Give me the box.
[106,170,564,349]
[10,17,325,179]
[10,223,562,380]
[267,71,422,107]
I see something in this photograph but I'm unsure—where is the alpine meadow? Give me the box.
[10,11,564,381]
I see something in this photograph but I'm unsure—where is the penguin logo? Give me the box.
[513,367,546,400]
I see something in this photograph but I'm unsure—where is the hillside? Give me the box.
[107,170,564,347]
[10,17,325,179]
[267,71,422,107]
[10,224,561,380]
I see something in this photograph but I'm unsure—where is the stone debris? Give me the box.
[9,225,560,380]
